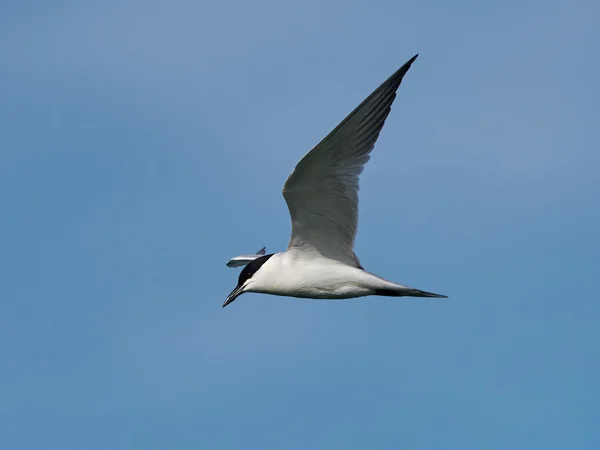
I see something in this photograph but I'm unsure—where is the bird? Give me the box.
[226,247,267,268]
[223,54,447,308]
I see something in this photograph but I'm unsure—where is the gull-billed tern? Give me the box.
[224,54,447,307]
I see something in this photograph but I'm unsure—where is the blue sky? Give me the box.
[1,0,599,448]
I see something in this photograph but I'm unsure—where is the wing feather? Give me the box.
[282,55,418,266]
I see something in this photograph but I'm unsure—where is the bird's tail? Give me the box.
[374,287,448,298]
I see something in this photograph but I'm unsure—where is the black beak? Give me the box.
[223,285,243,308]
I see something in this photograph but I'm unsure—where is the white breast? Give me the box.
[247,252,379,299]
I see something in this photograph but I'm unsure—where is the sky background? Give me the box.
[1,0,599,448]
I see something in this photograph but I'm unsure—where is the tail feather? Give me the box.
[374,288,448,298]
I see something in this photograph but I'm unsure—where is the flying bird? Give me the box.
[224,54,446,308]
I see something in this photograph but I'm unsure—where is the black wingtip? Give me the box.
[374,288,448,298]
[415,290,448,298]
[388,54,419,84]
[405,54,419,68]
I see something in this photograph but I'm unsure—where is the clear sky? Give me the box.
[1,0,599,449]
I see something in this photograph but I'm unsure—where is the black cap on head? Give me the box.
[238,253,273,286]
[223,253,274,308]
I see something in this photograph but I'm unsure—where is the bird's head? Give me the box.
[223,253,274,307]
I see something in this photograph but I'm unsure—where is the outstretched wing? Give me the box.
[226,247,268,267]
[282,55,418,266]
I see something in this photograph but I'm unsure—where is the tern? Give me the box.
[224,54,447,308]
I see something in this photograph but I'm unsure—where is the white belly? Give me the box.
[250,253,380,299]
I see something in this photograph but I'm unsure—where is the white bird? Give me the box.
[224,54,446,308]
[226,247,267,268]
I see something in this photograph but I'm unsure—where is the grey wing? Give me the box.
[282,55,418,266]
[226,247,268,268]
